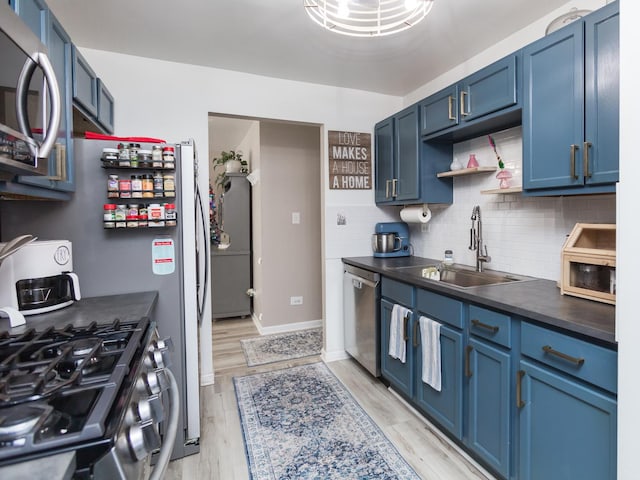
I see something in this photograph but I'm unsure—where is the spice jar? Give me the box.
[164,203,176,226]
[117,143,130,166]
[138,149,152,168]
[153,171,164,197]
[139,206,148,228]
[118,178,132,198]
[141,174,154,198]
[152,145,163,167]
[148,203,165,227]
[129,143,140,167]
[131,175,143,198]
[102,148,119,166]
[162,146,175,169]
[107,174,119,198]
[163,173,175,197]
[115,204,127,228]
[126,204,139,228]
[103,203,116,222]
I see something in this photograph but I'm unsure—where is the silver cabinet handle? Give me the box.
[583,141,592,178]
[448,95,456,120]
[570,144,579,179]
[460,90,469,117]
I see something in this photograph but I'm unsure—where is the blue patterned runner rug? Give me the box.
[241,328,322,366]
[233,362,421,479]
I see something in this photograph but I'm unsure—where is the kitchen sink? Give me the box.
[390,264,535,288]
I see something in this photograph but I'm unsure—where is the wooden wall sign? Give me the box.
[328,130,371,190]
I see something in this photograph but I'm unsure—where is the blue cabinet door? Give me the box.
[96,79,115,134]
[394,104,420,202]
[414,323,463,440]
[518,360,617,480]
[10,0,47,41]
[467,337,511,479]
[584,2,619,186]
[374,117,394,204]
[380,298,414,398]
[420,85,459,136]
[522,21,584,191]
[72,46,98,118]
[16,10,75,193]
[460,55,518,123]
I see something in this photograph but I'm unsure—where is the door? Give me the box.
[522,21,585,190]
[461,55,518,123]
[394,104,420,202]
[584,2,619,186]
[414,323,463,439]
[466,337,511,478]
[380,298,414,398]
[420,85,459,136]
[374,117,394,203]
[518,360,617,480]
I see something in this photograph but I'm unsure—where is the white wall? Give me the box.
[80,47,403,379]
[617,1,637,477]
[408,126,616,281]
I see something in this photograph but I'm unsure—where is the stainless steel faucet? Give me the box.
[469,205,491,272]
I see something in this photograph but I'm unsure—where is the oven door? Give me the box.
[0,3,61,177]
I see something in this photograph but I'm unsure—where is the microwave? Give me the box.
[0,3,61,177]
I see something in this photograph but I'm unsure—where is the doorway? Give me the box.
[208,114,323,335]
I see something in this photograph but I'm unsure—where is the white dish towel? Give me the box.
[388,304,411,363]
[419,316,442,392]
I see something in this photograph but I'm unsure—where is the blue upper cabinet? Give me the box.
[374,116,394,203]
[420,54,520,141]
[96,79,115,134]
[374,104,452,206]
[419,84,459,136]
[10,0,47,41]
[72,46,99,118]
[523,1,619,195]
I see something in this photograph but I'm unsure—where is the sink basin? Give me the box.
[391,264,534,288]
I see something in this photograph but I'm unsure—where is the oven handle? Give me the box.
[149,368,180,480]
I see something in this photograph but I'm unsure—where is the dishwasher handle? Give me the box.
[345,271,379,290]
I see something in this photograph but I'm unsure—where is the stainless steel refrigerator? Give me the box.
[0,138,208,461]
[211,173,251,318]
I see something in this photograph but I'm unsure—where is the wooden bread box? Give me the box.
[561,223,616,305]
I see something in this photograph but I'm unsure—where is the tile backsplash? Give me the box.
[408,126,616,282]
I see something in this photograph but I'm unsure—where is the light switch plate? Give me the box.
[292,212,301,224]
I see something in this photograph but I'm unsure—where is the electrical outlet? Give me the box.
[290,296,303,305]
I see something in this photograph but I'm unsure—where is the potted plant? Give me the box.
[212,150,248,188]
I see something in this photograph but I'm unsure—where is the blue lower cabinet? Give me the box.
[518,359,617,480]
[380,298,415,398]
[466,337,511,479]
[414,324,463,440]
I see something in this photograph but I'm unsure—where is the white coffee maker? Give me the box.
[0,238,81,327]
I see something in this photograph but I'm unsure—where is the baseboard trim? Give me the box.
[200,372,215,386]
[322,348,350,363]
[387,387,497,480]
[253,315,323,336]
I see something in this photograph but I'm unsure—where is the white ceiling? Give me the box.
[46,0,572,96]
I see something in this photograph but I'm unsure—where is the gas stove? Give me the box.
[0,317,175,479]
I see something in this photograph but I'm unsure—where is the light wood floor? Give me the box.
[165,318,493,479]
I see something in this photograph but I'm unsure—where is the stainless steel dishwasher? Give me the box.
[343,264,380,377]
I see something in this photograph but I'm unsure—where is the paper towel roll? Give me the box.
[400,205,432,224]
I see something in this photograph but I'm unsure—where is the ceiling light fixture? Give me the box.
[304,0,435,37]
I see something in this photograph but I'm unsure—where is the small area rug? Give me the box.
[240,328,322,366]
[233,362,420,480]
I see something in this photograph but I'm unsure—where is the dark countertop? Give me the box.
[0,291,158,334]
[343,256,616,347]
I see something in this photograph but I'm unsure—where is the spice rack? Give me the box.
[101,144,178,229]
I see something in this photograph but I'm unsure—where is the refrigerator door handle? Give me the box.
[195,183,209,324]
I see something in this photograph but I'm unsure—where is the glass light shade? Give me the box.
[304,0,435,37]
